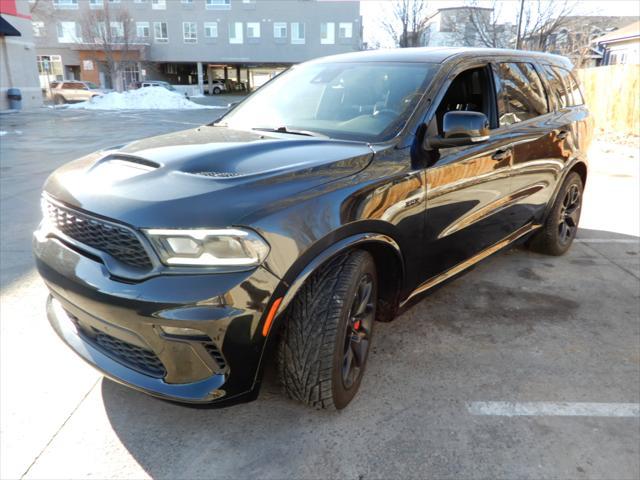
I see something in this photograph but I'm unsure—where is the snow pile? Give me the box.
[68,87,217,110]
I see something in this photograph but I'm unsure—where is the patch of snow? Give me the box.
[0,131,7,136]
[68,87,220,110]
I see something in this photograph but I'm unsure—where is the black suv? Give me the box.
[34,48,591,409]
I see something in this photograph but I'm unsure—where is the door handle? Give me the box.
[492,148,511,161]
[557,130,569,140]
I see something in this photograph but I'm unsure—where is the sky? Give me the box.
[360,0,640,47]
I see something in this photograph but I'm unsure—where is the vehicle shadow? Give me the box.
[101,227,639,479]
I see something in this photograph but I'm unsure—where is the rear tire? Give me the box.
[278,250,377,410]
[529,171,583,256]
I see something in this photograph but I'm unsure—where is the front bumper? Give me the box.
[34,230,282,405]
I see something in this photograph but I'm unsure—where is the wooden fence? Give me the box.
[577,64,640,136]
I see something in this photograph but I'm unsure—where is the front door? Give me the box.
[420,64,516,280]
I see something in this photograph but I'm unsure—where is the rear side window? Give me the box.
[553,67,584,106]
[540,65,567,108]
[495,62,548,126]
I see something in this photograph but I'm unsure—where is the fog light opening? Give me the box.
[158,325,207,338]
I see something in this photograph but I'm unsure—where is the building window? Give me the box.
[247,22,260,39]
[37,55,64,78]
[291,22,305,44]
[33,21,45,37]
[204,22,218,38]
[273,22,287,38]
[53,0,78,9]
[206,0,230,10]
[152,0,166,10]
[110,21,124,38]
[320,22,335,44]
[136,22,149,38]
[57,21,80,42]
[108,0,121,3]
[154,22,168,42]
[229,22,243,44]
[183,22,197,43]
[181,0,193,3]
[89,0,103,9]
[338,22,352,39]
[134,0,148,3]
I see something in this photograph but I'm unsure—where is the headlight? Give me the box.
[144,228,269,267]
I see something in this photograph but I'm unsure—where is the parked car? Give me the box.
[209,79,226,94]
[49,81,109,104]
[34,48,591,409]
[133,80,189,98]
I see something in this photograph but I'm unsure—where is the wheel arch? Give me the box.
[569,160,588,187]
[543,157,588,220]
[276,231,405,327]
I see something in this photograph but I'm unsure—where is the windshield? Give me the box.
[221,61,438,142]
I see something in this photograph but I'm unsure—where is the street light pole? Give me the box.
[515,0,525,49]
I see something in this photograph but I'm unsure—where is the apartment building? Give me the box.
[32,0,362,92]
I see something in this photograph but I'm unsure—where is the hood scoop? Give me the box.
[89,155,159,183]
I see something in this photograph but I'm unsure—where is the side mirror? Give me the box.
[425,111,490,149]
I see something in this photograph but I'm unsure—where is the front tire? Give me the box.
[213,87,221,95]
[278,250,377,410]
[529,171,583,256]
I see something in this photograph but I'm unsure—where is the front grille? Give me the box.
[43,198,152,270]
[92,329,166,378]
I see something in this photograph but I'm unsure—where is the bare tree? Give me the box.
[78,3,139,91]
[381,0,429,48]
[519,0,577,52]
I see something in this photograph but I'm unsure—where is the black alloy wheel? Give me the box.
[529,171,584,256]
[342,273,375,389]
[558,183,581,246]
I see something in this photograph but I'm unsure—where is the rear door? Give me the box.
[61,82,77,101]
[492,61,568,229]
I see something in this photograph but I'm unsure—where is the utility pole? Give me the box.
[515,0,525,49]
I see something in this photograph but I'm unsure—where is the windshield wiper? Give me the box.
[252,126,327,138]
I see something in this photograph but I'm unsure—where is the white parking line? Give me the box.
[575,239,639,244]
[467,402,640,417]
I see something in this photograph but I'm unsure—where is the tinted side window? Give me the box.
[551,67,584,107]
[61,83,75,89]
[554,67,584,106]
[541,65,566,109]
[496,62,548,126]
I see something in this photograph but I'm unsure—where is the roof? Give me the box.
[0,16,21,37]
[311,47,573,68]
[594,20,640,44]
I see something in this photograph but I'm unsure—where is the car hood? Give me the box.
[43,126,373,229]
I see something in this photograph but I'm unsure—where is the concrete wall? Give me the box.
[0,1,43,110]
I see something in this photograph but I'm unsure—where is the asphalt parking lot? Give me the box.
[1,108,638,480]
